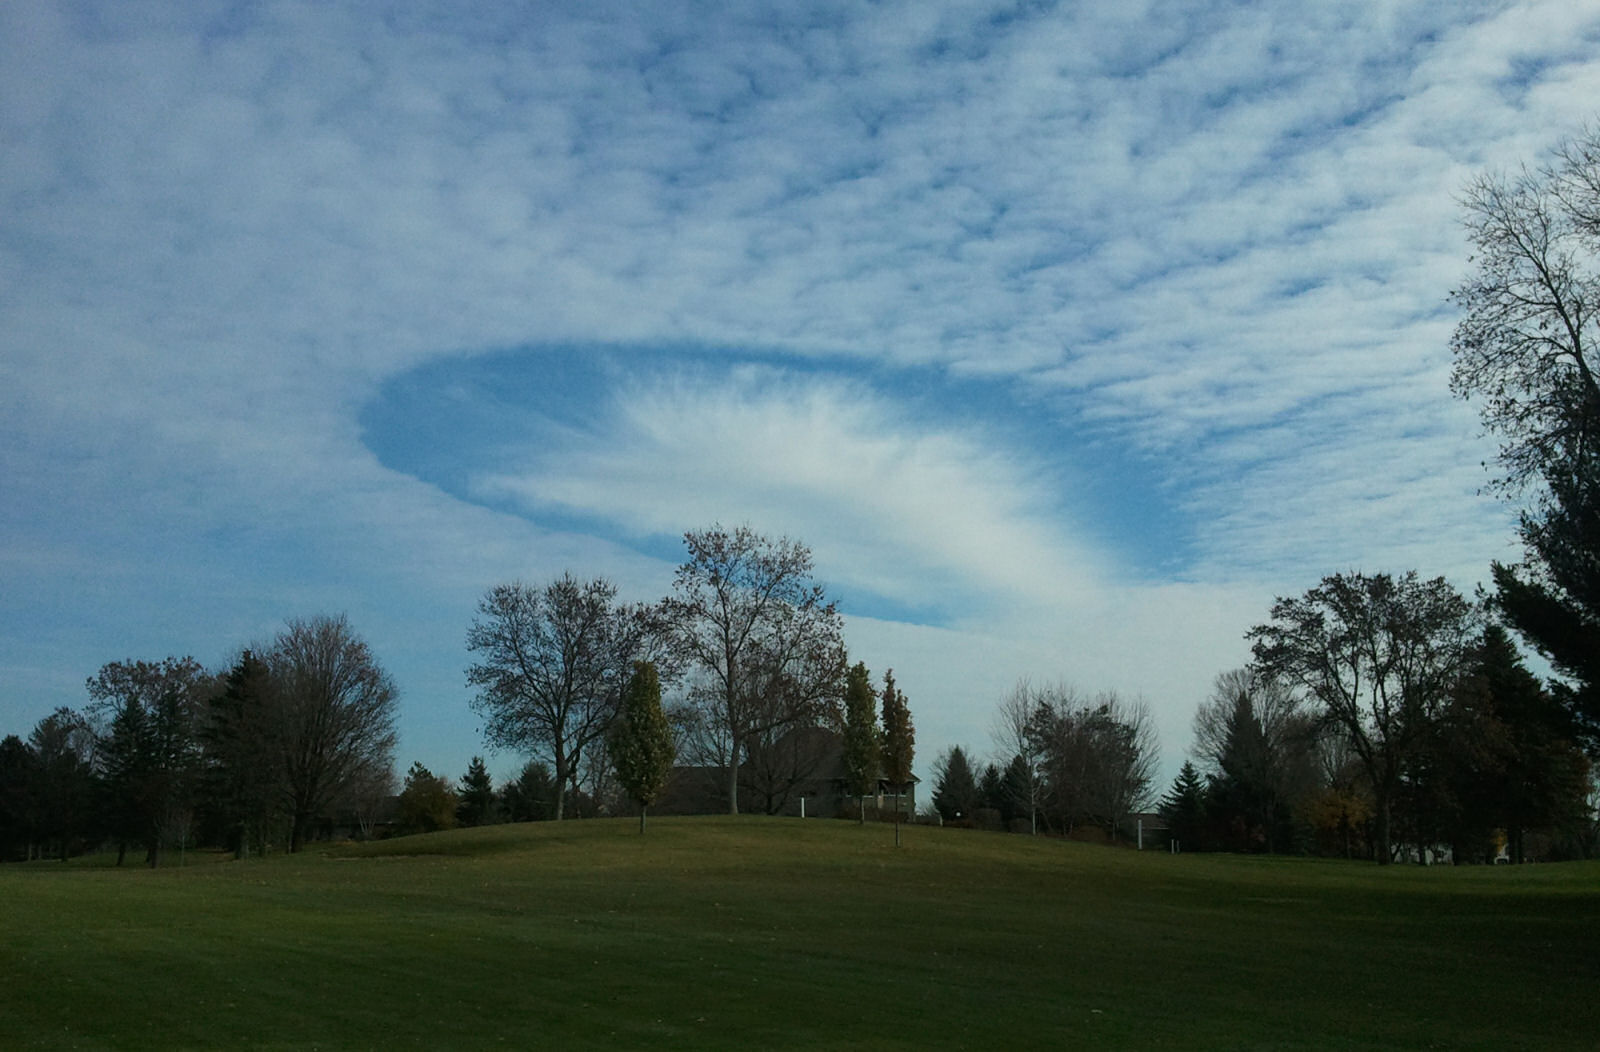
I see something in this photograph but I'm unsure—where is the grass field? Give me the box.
[2,817,1596,1050]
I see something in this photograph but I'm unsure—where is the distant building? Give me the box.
[657,726,917,818]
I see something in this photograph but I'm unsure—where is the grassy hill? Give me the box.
[2,817,1595,1049]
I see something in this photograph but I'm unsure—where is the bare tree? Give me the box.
[991,679,1047,834]
[658,525,846,814]
[466,575,653,820]
[269,615,398,852]
[1192,669,1310,775]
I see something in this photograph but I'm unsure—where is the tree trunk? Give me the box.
[726,758,740,815]
[552,757,568,821]
[858,794,865,825]
[639,805,647,835]
[1375,799,1392,865]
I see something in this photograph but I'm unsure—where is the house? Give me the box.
[657,726,917,818]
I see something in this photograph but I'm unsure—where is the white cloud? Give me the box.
[476,367,1107,615]
[3,0,1599,787]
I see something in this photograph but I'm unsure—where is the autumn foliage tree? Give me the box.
[840,662,880,823]
[609,661,675,834]
[879,670,914,846]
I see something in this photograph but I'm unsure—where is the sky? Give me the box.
[5,0,1600,797]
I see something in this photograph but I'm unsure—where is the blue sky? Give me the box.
[5,0,1599,792]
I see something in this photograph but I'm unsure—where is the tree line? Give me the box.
[925,126,1600,864]
[7,125,1599,866]
[0,615,397,864]
[1146,124,1600,864]
[462,524,917,830]
[0,524,921,860]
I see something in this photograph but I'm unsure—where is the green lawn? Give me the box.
[2,818,1595,1049]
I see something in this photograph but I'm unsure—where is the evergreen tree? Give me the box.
[1000,753,1035,831]
[456,756,497,827]
[1159,762,1208,852]
[609,661,675,833]
[87,656,209,866]
[0,735,39,861]
[1463,626,1591,861]
[1210,692,1286,853]
[978,762,1007,824]
[202,650,281,858]
[879,670,915,847]
[499,761,556,822]
[932,745,979,823]
[396,762,457,835]
[840,662,879,823]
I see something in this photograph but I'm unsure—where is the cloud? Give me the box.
[474,364,1107,619]
[4,0,1600,787]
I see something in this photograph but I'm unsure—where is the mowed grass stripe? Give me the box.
[2,817,1595,1049]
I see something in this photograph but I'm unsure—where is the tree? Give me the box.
[202,650,283,858]
[1026,688,1158,840]
[1455,625,1590,861]
[1207,692,1285,853]
[931,745,979,823]
[396,762,457,835]
[609,661,675,833]
[27,708,94,860]
[456,757,497,828]
[466,575,650,821]
[1249,572,1479,864]
[499,760,556,822]
[741,723,835,816]
[839,662,879,824]
[0,735,39,861]
[1450,125,1600,739]
[1192,672,1320,855]
[991,680,1047,834]
[86,656,208,866]
[269,615,398,852]
[659,525,847,815]
[879,669,914,847]
[1159,762,1208,852]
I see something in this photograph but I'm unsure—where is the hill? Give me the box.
[2,817,1595,1049]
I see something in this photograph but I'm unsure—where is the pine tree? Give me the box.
[1211,692,1281,852]
[456,756,497,827]
[609,661,675,834]
[202,650,280,858]
[879,669,915,846]
[932,745,978,823]
[840,662,879,823]
[499,761,555,822]
[1159,762,1207,852]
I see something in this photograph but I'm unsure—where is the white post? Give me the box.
[1138,818,1144,850]
[800,796,806,819]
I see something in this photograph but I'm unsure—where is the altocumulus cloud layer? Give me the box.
[4,0,1598,780]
